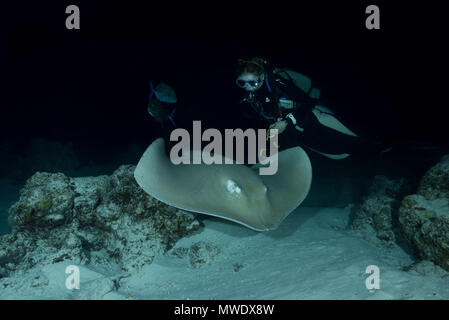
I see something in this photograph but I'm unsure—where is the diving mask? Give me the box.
[236,74,264,90]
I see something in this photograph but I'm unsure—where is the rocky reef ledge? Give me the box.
[350,154,449,271]
[0,165,202,282]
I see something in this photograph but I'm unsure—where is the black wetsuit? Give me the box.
[152,70,381,161]
[240,68,380,158]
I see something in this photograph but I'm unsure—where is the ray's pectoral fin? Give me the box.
[134,138,312,231]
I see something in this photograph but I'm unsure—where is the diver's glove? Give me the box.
[272,110,315,150]
[268,119,288,134]
[283,110,315,133]
[266,112,306,140]
[266,117,299,151]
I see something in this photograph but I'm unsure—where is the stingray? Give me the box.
[134,138,312,231]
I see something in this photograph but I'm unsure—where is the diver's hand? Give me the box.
[269,120,288,134]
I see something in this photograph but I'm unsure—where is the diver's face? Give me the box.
[236,72,265,92]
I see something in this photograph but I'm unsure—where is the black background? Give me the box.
[1,1,447,151]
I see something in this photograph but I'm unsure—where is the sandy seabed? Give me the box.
[0,204,448,300]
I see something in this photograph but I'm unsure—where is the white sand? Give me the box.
[1,206,448,300]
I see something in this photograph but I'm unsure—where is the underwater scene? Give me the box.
[0,2,448,302]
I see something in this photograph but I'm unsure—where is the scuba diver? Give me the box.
[147,66,381,161]
[147,58,445,161]
[234,57,383,160]
[147,80,179,152]
[147,80,177,126]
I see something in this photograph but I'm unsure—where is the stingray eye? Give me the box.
[226,179,242,195]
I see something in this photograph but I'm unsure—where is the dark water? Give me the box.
[0,2,447,234]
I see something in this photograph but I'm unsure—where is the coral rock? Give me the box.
[8,172,75,230]
[349,175,409,247]
[0,165,202,279]
[417,155,449,201]
[399,194,449,271]
[398,155,449,271]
